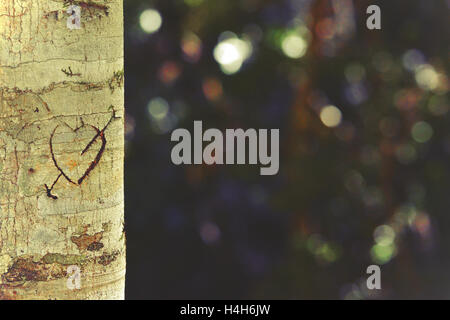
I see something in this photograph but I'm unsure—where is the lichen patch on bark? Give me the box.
[2,256,69,283]
[71,230,104,251]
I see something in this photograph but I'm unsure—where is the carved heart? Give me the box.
[50,124,106,185]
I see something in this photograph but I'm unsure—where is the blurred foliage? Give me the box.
[124,0,449,299]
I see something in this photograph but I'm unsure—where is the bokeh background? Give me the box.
[123,0,450,299]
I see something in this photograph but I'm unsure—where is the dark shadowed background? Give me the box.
[123,0,450,299]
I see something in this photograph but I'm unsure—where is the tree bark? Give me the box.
[0,0,125,299]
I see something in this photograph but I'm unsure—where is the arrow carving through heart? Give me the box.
[45,108,118,199]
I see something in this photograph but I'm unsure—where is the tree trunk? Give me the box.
[0,0,125,300]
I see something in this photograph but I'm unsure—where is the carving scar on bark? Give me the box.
[45,109,118,199]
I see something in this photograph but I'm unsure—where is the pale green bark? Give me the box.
[0,0,125,299]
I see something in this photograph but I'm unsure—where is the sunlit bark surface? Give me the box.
[0,0,125,299]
